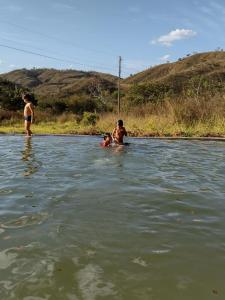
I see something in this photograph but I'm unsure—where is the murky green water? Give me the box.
[0,136,225,300]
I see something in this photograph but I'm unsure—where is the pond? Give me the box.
[0,136,225,300]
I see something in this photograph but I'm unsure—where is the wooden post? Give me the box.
[118,56,122,115]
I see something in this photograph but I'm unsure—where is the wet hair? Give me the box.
[104,133,111,140]
[117,119,123,126]
[23,93,32,101]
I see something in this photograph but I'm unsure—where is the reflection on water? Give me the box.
[0,136,225,300]
[21,138,39,177]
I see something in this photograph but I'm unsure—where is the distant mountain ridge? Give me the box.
[1,51,225,103]
[1,68,118,99]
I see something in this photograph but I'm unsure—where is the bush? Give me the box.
[36,94,113,115]
[81,112,98,126]
[0,78,37,111]
[0,109,21,123]
[126,83,171,105]
[67,96,98,115]
[37,98,67,114]
[57,113,75,123]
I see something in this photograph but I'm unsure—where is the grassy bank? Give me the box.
[1,113,225,137]
[1,97,225,137]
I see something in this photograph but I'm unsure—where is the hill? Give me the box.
[1,68,118,99]
[1,51,225,112]
[124,51,225,84]
[2,51,225,100]
[122,51,225,104]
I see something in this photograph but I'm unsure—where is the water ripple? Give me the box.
[0,136,225,300]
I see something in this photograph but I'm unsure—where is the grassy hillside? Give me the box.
[122,51,225,107]
[124,51,225,84]
[1,68,118,98]
[0,68,119,114]
[2,51,225,104]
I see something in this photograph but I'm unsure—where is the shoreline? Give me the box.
[1,132,225,141]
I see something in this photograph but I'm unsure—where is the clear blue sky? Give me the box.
[0,0,225,77]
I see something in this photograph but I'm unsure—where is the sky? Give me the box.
[0,0,225,77]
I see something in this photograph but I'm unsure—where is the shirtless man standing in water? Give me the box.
[22,94,34,137]
[112,119,127,144]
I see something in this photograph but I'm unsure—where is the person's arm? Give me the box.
[124,127,127,136]
[112,128,116,140]
[29,103,35,123]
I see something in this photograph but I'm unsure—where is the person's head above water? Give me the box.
[104,133,112,141]
[101,133,112,147]
[117,120,123,127]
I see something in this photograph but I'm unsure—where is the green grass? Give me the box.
[0,121,96,135]
[1,114,225,137]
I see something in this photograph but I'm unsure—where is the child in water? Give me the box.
[112,120,127,144]
[100,133,112,147]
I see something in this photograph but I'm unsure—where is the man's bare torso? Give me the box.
[113,126,127,144]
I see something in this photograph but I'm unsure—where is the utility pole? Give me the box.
[118,56,122,116]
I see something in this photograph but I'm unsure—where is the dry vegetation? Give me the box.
[1,51,225,137]
[1,95,224,137]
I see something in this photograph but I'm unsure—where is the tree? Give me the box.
[0,80,30,111]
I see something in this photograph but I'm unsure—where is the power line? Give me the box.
[0,37,118,70]
[0,20,118,58]
[1,37,52,54]
[1,21,149,74]
[0,43,117,72]
[0,42,146,76]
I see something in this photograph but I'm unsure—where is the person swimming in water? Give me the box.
[100,133,112,147]
[22,93,35,137]
[112,120,127,144]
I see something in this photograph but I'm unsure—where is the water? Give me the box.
[0,135,225,300]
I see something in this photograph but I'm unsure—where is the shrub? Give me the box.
[0,78,37,111]
[81,112,99,126]
[57,113,75,123]
[126,83,171,105]
[0,109,21,123]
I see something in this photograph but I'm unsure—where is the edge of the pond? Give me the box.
[1,133,225,142]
